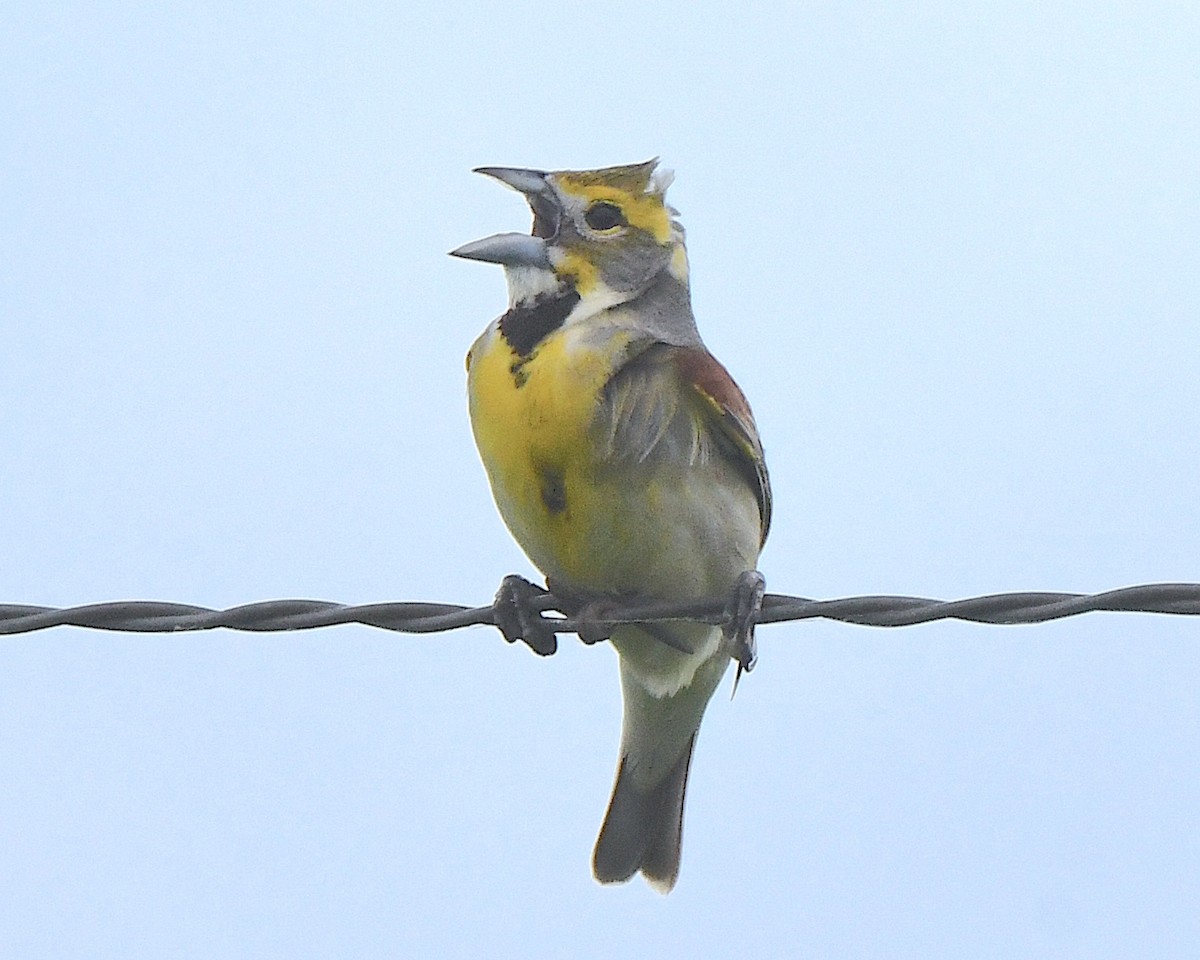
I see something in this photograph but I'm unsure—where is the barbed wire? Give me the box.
[1,582,1198,640]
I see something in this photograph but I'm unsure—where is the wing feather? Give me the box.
[597,343,772,545]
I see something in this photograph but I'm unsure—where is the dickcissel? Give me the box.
[452,160,770,893]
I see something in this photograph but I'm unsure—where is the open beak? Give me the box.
[449,232,550,267]
[449,166,561,267]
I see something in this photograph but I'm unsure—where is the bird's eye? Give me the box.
[584,202,626,232]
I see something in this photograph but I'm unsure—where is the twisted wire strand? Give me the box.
[1,582,1198,637]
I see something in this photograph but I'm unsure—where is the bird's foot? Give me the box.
[546,578,613,645]
[573,601,616,646]
[724,570,766,692]
[492,574,558,656]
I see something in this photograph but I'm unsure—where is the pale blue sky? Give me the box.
[3,2,1199,957]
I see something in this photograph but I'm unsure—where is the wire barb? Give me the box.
[1,582,1198,638]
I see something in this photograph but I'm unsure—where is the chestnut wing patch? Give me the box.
[672,346,772,545]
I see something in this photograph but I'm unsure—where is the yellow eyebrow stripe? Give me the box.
[555,181,671,244]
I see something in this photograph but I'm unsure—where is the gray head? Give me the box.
[450,160,691,308]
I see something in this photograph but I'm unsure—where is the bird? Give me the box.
[451,160,770,893]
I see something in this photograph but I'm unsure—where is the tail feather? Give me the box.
[592,733,697,893]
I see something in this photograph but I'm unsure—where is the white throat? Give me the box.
[503,265,563,308]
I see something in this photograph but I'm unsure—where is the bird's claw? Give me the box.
[493,574,558,656]
[724,570,765,692]
[545,577,612,645]
[573,601,614,645]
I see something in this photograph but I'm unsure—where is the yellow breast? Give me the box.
[467,322,631,587]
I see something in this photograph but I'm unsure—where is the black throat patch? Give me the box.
[499,289,581,359]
